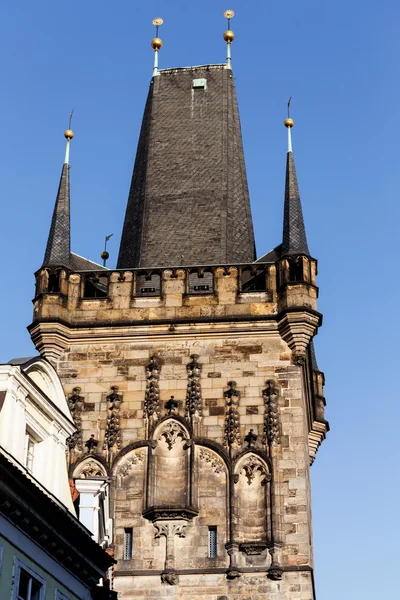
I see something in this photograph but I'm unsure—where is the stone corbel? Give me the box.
[153,520,188,585]
[278,309,321,361]
[225,542,241,579]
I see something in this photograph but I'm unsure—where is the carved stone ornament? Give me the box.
[267,564,283,581]
[263,380,281,446]
[76,460,105,478]
[240,455,271,486]
[239,542,267,555]
[158,421,187,451]
[244,429,258,448]
[223,381,242,448]
[144,357,161,421]
[85,434,98,453]
[292,353,306,367]
[161,570,179,586]
[185,354,203,421]
[199,448,225,474]
[66,387,84,451]
[143,507,199,522]
[117,450,146,478]
[165,396,179,415]
[103,386,123,451]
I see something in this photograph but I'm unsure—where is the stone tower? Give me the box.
[30,17,329,600]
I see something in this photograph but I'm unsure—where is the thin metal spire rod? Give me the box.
[64,110,74,164]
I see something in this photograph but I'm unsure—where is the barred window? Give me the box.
[124,528,133,560]
[208,526,217,558]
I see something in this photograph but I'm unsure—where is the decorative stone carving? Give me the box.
[292,353,306,367]
[76,460,105,478]
[244,429,258,448]
[240,456,271,486]
[158,421,187,451]
[239,542,267,555]
[144,357,161,421]
[161,571,179,586]
[199,448,225,474]
[153,520,188,586]
[263,380,281,446]
[185,354,202,422]
[85,434,98,453]
[66,387,84,451]
[223,381,241,448]
[165,396,179,415]
[267,564,283,581]
[104,386,123,450]
[143,507,198,522]
[117,450,146,478]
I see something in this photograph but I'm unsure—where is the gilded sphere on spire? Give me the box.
[64,129,74,139]
[151,37,162,50]
[284,118,294,128]
[224,29,235,43]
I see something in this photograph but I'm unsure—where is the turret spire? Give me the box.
[282,108,310,256]
[151,18,163,77]
[42,120,74,267]
[223,10,235,69]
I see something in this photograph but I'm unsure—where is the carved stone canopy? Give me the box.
[239,542,267,555]
[142,506,199,522]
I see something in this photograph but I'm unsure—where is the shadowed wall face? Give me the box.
[117,65,255,268]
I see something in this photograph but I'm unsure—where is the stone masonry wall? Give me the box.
[59,331,314,600]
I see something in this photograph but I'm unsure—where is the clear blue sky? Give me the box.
[0,1,397,597]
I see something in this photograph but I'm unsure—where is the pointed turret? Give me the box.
[42,124,73,267]
[281,112,310,256]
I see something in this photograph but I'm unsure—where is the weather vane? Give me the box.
[223,10,235,69]
[287,97,292,118]
[101,234,113,267]
[152,17,163,37]
[68,109,74,130]
[151,17,164,76]
[224,9,235,28]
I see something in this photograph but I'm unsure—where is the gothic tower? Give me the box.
[30,13,329,600]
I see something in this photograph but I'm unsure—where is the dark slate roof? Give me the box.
[42,163,71,267]
[117,65,256,268]
[282,152,310,256]
[309,340,320,372]
[69,252,106,271]
[256,244,282,263]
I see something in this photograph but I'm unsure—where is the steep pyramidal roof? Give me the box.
[117,65,256,268]
[282,149,310,256]
[42,162,71,267]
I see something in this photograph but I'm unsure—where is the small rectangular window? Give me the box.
[208,526,217,558]
[124,528,133,560]
[24,433,36,474]
[13,559,45,600]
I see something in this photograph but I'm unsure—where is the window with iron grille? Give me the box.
[208,526,217,558]
[124,528,133,560]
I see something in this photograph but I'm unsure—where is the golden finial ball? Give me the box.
[284,118,294,128]
[151,37,162,51]
[101,251,109,261]
[224,30,235,43]
[64,129,74,140]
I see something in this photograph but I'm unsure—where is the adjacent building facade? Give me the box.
[0,357,116,599]
[28,19,329,600]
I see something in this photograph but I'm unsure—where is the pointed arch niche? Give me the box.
[144,419,197,521]
[112,447,148,566]
[234,453,271,555]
